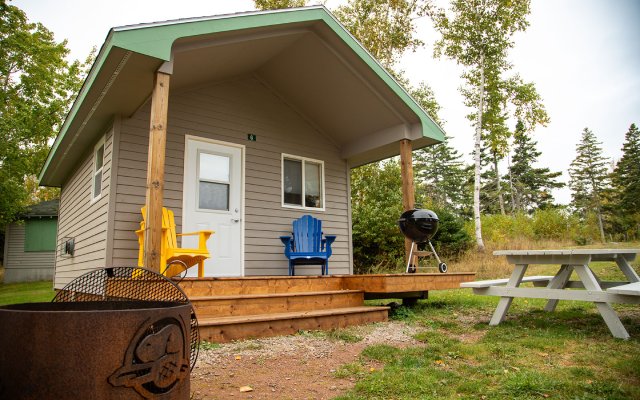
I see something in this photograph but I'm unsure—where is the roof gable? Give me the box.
[39,6,444,186]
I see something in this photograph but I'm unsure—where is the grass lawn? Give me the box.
[337,261,640,400]
[0,281,55,306]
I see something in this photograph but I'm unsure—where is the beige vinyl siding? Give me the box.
[111,75,352,275]
[3,223,56,283]
[54,126,113,289]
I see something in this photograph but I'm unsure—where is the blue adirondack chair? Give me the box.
[280,215,337,276]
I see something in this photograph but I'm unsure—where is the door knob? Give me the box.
[232,218,240,223]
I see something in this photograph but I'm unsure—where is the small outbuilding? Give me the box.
[2,199,59,283]
[38,6,445,289]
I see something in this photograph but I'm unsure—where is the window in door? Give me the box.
[282,154,324,210]
[198,152,230,211]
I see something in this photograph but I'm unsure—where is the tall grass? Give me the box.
[440,209,619,278]
[447,238,574,279]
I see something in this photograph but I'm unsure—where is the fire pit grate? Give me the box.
[53,266,200,371]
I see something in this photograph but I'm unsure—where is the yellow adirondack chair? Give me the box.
[136,206,214,277]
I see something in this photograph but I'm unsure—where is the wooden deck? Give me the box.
[179,272,474,343]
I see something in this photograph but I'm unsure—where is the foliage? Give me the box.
[0,3,86,229]
[428,0,538,251]
[350,160,405,272]
[569,128,611,242]
[410,82,471,217]
[472,208,602,245]
[334,0,424,69]
[507,120,563,212]
[609,123,640,239]
[414,138,470,215]
[429,206,473,257]
[253,0,307,10]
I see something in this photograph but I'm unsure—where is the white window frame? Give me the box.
[91,136,105,202]
[281,153,325,211]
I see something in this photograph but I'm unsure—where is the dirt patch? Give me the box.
[190,322,421,400]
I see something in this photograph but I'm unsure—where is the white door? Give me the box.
[183,137,243,277]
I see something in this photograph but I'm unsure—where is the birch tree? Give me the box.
[428,0,533,251]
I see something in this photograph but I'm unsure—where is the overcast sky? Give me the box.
[13,0,640,204]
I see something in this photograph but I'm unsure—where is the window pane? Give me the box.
[305,162,322,208]
[95,144,104,170]
[199,181,229,210]
[93,171,102,198]
[283,159,302,205]
[200,153,229,182]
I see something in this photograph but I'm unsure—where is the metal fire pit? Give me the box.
[0,300,191,399]
[53,266,199,371]
[398,209,448,273]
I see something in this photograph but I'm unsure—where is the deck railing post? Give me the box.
[144,70,171,272]
[399,139,416,267]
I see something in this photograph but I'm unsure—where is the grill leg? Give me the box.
[406,242,416,273]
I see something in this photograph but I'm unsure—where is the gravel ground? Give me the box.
[191,321,423,400]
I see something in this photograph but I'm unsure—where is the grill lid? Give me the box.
[398,209,439,243]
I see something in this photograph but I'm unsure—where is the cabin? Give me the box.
[40,6,446,289]
[2,200,58,283]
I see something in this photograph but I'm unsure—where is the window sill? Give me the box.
[282,203,325,212]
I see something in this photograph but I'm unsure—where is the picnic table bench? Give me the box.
[461,249,640,339]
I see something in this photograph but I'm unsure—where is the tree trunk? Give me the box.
[493,153,506,215]
[595,202,606,243]
[590,177,606,243]
[507,153,516,213]
[473,60,486,252]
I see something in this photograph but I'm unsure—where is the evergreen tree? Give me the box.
[569,128,610,242]
[508,121,563,212]
[610,123,640,237]
[479,140,504,215]
[414,135,469,213]
[409,81,471,215]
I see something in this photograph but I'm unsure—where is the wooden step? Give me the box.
[198,306,390,343]
[179,276,344,297]
[190,290,364,318]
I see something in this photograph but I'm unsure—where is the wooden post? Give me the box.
[143,71,171,272]
[399,139,415,267]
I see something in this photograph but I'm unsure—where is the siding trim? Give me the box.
[280,153,326,212]
[105,117,121,266]
[182,135,246,275]
[346,163,354,274]
[90,135,106,203]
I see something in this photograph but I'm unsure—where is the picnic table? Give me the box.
[461,249,640,339]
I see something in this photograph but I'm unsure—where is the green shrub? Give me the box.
[532,208,570,240]
[431,206,473,257]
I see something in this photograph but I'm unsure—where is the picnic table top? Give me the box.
[494,249,640,256]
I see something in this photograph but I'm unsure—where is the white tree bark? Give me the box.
[474,58,486,252]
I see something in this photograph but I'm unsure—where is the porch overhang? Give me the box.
[39,6,445,187]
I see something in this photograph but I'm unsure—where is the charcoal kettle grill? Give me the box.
[398,209,448,273]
